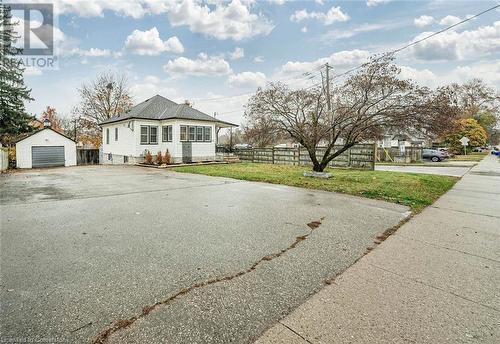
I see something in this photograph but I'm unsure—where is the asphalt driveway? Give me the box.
[0,166,409,344]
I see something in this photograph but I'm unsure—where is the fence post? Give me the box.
[272,147,275,164]
[372,143,376,170]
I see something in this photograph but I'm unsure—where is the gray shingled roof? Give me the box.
[100,95,236,126]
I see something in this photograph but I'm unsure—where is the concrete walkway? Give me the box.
[255,155,500,344]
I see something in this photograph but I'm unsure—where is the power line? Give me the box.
[203,4,500,111]
[192,64,326,103]
[326,3,500,83]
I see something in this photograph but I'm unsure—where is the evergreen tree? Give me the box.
[0,4,33,145]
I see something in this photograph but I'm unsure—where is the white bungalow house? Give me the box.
[100,95,237,164]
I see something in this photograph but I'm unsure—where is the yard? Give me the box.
[449,152,488,161]
[172,163,458,212]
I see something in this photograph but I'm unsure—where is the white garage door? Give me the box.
[32,146,65,168]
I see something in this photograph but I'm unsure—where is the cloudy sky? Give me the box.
[13,0,500,125]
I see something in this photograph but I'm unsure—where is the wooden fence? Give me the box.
[375,146,422,163]
[234,144,375,170]
[77,149,99,165]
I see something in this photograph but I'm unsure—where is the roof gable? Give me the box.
[15,128,76,144]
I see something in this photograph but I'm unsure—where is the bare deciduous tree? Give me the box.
[75,72,133,128]
[242,115,283,148]
[246,55,435,172]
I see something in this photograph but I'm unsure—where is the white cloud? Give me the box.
[64,47,112,57]
[398,62,500,90]
[279,49,370,75]
[366,0,392,7]
[25,1,272,40]
[453,61,500,88]
[414,15,435,28]
[229,47,244,60]
[130,75,180,103]
[410,21,500,61]
[301,26,308,33]
[166,0,274,41]
[253,56,264,63]
[290,6,350,25]
[125,27,184,55]
[398,65,437,87]
[320,22,393,42]
[273,49,370,88]
[164,53,232,76]
[228,71,266,89]
[439,15,461,26]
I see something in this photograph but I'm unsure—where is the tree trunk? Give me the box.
[312,162,324,172]
[306,146,324,172]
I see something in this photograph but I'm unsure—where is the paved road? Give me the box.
[376,164,472,177]
[257,155,500,344]
[0,166,409,344]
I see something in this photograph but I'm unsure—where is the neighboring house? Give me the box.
[16,122,77,168]
[378,132,433,149]
[100,95,237,164]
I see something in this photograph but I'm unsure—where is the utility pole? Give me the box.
[325,63,334,143]
[325,63,331,112]
[214,112,219,145]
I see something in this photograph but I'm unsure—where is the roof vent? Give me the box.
[183,100,192,107]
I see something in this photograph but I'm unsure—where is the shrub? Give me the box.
[156,151,162,165]
[444,118,487,155]
[163,149,172,164]
[144,150,153,164]
[7,147,16,168]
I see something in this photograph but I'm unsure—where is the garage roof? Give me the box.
[15,127,77,143]
[100,94,238,127]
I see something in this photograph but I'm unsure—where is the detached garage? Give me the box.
[16,126,76,169]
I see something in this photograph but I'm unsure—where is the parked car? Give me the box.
[423,149,448,162]
[233,143,252,150]
[472,147,483,152]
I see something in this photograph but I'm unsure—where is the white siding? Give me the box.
[101,120,136,158]
[102,118,216,163]
[16,129,76,168]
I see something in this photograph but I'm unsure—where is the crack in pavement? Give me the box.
[91,218,325,344]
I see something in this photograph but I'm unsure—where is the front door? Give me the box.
[182,142,192,163]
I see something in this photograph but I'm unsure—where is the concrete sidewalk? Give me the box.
[255,155,500,344]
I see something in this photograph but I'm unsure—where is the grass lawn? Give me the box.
[449,152,487,162]
[172,163,458,212]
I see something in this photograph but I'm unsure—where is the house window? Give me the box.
[162,125,172,142]
[108,153,112,161]
[140,126,149,144]
[150,126,158,144]
[196,127,204,141]
[180,126,187,141]
[189,126,196,141]
[204,127,211,142]
[115,127,118,141]
[106,128,110,144]
[124,156,129,163]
